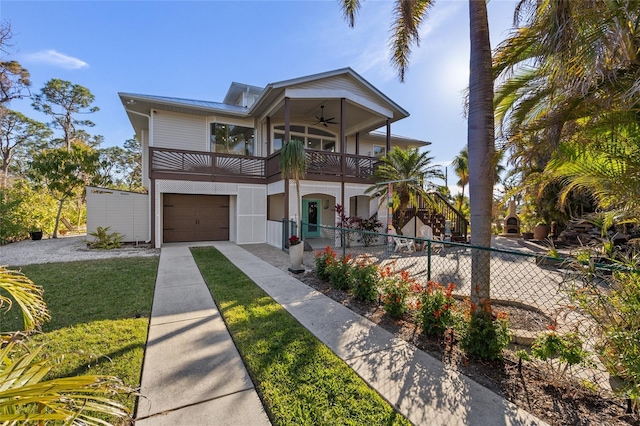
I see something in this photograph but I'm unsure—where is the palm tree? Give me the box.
[0,266,132,424]
[341,0,496,311]
[279,139,307,237]
[451,148,469,212]
[367,147,444,232]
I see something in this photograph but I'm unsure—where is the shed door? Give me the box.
[163,194,229,243]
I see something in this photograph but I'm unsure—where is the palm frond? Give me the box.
[0,266,50,333]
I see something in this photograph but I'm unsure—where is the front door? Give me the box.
[302,199,321,238]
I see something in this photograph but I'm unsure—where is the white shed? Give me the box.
[86,186,150,243]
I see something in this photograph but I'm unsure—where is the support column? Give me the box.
[355,132,360,155]
[284,97,290,144]
[386,119,391,154]
[340,98,346,211]
[150,179,156,248]
[266,116,271,154]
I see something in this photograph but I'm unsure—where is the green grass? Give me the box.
[191,247,410,426]
[5,257,159,414]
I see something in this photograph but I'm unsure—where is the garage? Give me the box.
[163,194,229,243]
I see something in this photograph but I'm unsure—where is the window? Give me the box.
[273,125,336,153]
[372,145,386,158]
[210,123,255,156]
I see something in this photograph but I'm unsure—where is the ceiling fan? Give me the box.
[312,105,339,127]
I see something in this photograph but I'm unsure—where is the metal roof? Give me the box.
[119,92,249,115]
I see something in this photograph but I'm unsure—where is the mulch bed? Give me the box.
[297,271,640,426]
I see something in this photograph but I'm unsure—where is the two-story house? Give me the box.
[88,68,430,248]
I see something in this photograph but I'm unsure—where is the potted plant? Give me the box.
[288,235,304,273]
[534,221,550,240]
[29,229,43,241]
[29,222,43,241]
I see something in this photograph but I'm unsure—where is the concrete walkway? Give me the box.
[137,241,547,425]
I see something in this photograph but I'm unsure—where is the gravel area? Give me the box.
[0,235,160,266]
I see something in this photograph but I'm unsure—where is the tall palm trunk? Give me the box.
[467,0,494,311]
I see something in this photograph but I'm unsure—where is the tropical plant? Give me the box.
[451,148,469,212]
[494,0,640,224]
[279,139,307,234]
[0,266,132,424]
[341,0,496,317]
[89,226,123,249]
[366,147,444,231]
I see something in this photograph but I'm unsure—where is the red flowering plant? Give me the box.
[416,282,457,337]
[379,262,413,318]
[289,235,301,246]
[315,246,337,282]
[351,255,380,302]
[327,254,353,290]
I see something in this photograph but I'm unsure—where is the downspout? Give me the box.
[126,108,153,245]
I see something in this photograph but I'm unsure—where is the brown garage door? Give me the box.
[163,194,229,243]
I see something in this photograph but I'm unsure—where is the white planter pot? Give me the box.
[289,243,304,270]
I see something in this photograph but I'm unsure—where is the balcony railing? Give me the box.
[151,147,378,184]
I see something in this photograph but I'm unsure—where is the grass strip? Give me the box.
[6,257,159,414]
[191,247,410,426]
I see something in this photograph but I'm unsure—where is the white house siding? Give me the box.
[154,179,266,247]
[292,75,378,106]
[266,220,282,248]
[141,130,150,188]
[153,111,208,151]
[86,187,150,243]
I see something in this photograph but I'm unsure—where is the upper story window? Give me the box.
[273,125,336,153]
[372,145,386,158]
[211,123,255,156]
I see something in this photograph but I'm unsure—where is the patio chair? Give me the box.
[419,225,444,253]
[389,226,415,253]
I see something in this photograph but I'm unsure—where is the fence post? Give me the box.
[281,218,287,250]
[341,228,346,258]
[427,240,432,281]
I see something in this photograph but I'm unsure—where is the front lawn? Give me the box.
[5,257,159,416]
[191,247,410,426]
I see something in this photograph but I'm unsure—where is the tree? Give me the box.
[341,0,496,311]
[31,79,99,151]
[279,139,307,236]
[0,24,31,106]
[0,109,50,187]
[28,142,106,238]
[452,147,469,212]
[99,136,143,192]
[494,0,640,209]
[367,147,444,231]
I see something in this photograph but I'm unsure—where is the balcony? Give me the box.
[150,147,378,184]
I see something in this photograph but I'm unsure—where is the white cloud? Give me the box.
[23,50,89,70]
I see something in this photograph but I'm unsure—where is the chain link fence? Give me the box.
[285,220,639,404]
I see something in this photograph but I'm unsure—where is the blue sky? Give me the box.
[2,0,517,186]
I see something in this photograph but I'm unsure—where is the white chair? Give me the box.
[419,225,443,253]
[389,226,415,253]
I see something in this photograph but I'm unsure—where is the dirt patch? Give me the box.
[298,271,639,426]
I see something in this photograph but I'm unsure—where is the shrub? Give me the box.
[416,282,457,337]
[315,246,337,282]
[89,226,123,249]
[531,328,591,383]
[328,254,353,290]
[572,266,640,408]
[459,300,511,361]
[350,255,380,301]
[380,263,412,318]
